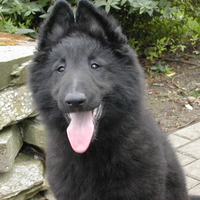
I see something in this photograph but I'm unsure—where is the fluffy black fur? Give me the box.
[29,0,200,199]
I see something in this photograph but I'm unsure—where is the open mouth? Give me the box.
[65,105,102,153]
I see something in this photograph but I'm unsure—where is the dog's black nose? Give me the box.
[65,93,87,109]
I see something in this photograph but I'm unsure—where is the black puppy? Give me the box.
[29,0,200,199]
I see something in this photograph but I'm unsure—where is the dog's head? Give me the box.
[30,0,143,153]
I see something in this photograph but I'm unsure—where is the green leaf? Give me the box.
[163,2,172,18]
[150,1,159,7]
[121,0,127,6]
[39,13,49,18]
[105,5,111,13]
[13,0,20,5]
[0,8,11,12]
[15,28,35,34]
[38,0,50,7]
[2,0,9,4]
[95,0,107,7]
[159,0,167,7]
[138,0,150,6]
[47,5,54,13]
[146,9,153,16]
[130,2,141,8]
[24,10,31,17]
[111,4,120,10]
[139,6,145,14]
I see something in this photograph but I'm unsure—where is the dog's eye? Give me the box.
[57,66,65,73]
[91,63,100,70]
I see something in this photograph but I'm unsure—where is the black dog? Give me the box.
[29,0,200,199]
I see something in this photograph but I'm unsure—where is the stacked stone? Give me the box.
[0,46,55,200]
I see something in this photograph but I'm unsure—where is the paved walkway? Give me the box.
[169,122,200,195]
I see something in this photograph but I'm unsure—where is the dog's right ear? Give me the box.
[76,0,127,45]
[38,0,74,50]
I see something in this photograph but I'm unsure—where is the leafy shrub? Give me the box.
[0,0,199,59]
[95,0,200,58]
[0,0,55,35]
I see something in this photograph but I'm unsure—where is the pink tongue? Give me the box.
[67,111,94,153]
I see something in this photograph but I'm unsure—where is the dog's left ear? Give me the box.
[76,0,127,44]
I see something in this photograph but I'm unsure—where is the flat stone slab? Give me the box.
[178,139,200,159]
[174,123,200,141]
[186,176,199,190]
[184,159,200,180]
[22,118,47,150]
[0,153,44,200]
[176,152,196,166]
[0,45,35,90]
[189,184,200,196]
[0,45,35,62]
[168,134,190,148]
[0,125,23,172]
[0,85,37,130]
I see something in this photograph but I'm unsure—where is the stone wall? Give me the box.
[0,45,55,200]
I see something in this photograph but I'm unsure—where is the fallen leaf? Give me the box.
[185,104,193,110]
[167,72,176,77]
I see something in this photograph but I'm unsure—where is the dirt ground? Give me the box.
[143,55,200,133]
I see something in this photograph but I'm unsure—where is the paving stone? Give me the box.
[184,160,200,180]
[188,184,200,196]
[186,176,200,189]
[22,118,47,150]
[178,139,200,159]
[176,152,196,166]
[174,122,200,141]
[171,123,200,196]
[168,134,190,148]
[0,125,23,172]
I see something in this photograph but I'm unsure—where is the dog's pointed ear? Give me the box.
[38,0,74,50]
[76,0,127,44]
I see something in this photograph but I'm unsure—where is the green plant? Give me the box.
[0,0,54,35]
[97,0,200,59]
[95,0,169,16]
[128,0,160,16]
[0,17,18,33]
[95,0,120,13]
[169,44,186,54]
[150,61,172,74]
[146,37,168,61]
[190,34,199,46]
[128,38,141,54]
